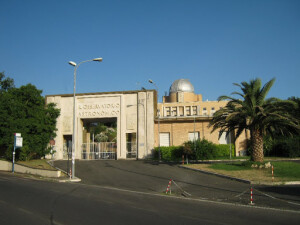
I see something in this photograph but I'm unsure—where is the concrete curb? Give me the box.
[59,178,82,183]
[250,181,300,185]
[47,160,81,182]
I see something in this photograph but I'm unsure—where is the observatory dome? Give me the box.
[169,79,194,94]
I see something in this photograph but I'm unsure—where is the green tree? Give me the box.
[263,97,300,157]
[210,78,299,162]
[288,97,300,122]
[0,78,60,160]
[0,72,15,92]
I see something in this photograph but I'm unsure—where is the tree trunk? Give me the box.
[251,129,264,162]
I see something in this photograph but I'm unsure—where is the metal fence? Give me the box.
[81,142,117,160]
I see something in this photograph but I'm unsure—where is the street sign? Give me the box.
[12,133,22,173]
[15,136,23,148]
[50,139,55,146]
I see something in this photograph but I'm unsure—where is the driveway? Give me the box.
[54,160,300,211]
[2,171,300,225]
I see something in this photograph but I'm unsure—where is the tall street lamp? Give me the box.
[148,79,161,161]
[68,57,103,179]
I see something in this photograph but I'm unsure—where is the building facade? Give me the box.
[46,79,248,160]
[155,79,248,156]
[46,90,156,160]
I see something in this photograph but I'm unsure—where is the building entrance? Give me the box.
[81,118,117,160]
[46,90,155,160]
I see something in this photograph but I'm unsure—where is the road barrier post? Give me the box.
[250,187,253,204]
[166,179,172,194]
[272,165,274,182]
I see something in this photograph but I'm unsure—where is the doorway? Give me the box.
[81,118,117,160]
[126,133,137,158]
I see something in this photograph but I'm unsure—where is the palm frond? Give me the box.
[257,78,275,105]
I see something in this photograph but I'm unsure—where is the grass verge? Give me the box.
[17,159,56,170]
[188,161,300,184]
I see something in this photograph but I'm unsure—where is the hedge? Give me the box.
[153,139,235,161]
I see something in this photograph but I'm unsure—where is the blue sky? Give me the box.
[1,0,299,101]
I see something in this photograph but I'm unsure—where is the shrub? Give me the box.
[270,137,300,157]
[153,146,183,161]
[215,144,235,158]
[183,141,196,159]
[186,139,235,160]
[194,139,217,160]
[153,139,235,161]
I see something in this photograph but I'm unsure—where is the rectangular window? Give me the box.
[186,106,191,116]
[179,106,184,116]
[203,107,207,115]
[166,107,171,116]
[218,132,230,144]
[172,107,177,116]
[160,133,170,147]
[188,132,199,141]
[192,106,197,115]
[211,107,215,115]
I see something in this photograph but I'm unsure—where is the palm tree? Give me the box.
[210,78,299,162]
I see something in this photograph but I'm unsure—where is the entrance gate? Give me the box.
[81,142,117,160]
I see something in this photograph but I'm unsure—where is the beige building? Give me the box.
[46,90,156,160]
[46,79,248,160]
[155,79,248,156]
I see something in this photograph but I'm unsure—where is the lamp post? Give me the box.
[68,57,103,179]
[148,79,161,161]
[194,114,196,150]
[229,131,232,160]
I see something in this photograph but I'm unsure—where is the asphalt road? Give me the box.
[54,160,300,211]
[0,171,300,225]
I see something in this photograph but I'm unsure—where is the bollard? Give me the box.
[182,155,184,165]
[166,179,172,194]
[250,187,253,204]
[272,165,274,182]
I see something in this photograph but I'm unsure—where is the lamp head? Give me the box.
[68,61,77,67]
[148,79,153,84]
[93,58,103,62]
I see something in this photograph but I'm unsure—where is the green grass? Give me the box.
[209,161,300,180]
[209,162,252,171]
[271,161,300,179]
[17,159,56,170]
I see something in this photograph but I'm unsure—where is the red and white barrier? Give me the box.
[250,187,253,204]
[272,165,274,182]
[166,179,172,194]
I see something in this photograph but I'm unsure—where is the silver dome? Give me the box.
[169,79,194,93]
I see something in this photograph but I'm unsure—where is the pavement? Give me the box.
[53,160,300,211]
[1,170,300,225]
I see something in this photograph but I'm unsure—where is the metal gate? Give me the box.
[81,142,117,160]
